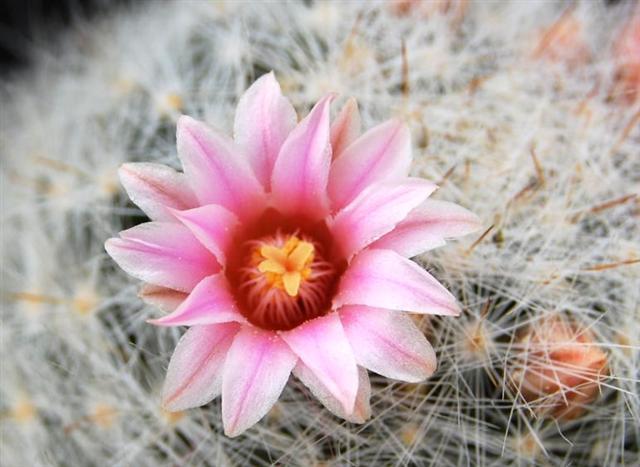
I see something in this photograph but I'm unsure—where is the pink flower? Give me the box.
[105,72,480,437]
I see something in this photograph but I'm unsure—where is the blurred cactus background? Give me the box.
[1,0,638,465]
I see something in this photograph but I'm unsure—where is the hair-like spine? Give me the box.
[1,1,638,465]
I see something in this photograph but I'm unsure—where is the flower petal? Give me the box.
[328,119,411,211]
[372,200,482,257]
[340,306,437,382]
[334,248,460,316]
[162,323,239,411]
[330,97,361,159]
[271,94,334,218]
[234,71,297,189]
[105,222,218,292]
[280,313,358,413]
[119,163,198,222]
[222,328,297,437]
[177,115,265,220]
[171,204,240,264]
[139,284,187,312]
[330,178,437,259]
[148,274,244,327]
[293,362,371,424]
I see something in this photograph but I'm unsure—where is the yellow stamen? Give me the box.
[257,236,315,297]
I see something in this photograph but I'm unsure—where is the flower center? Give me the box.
[257,236,315,297]
[231,231,338,330]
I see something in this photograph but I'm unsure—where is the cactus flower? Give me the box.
[105,72,480,436]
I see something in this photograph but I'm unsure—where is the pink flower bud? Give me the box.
[510,316,608,420]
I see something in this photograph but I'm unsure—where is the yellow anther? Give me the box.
[257,236,315,297]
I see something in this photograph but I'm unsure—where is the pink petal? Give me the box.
[119,163,198,222]
[105,222,218,292]
[293,363,371,424]
[334,248,460,316]
[329,178,437,259]
[280,312,358,413]
[171,204,240,264]
[340,305,437,382]
[139,284,187,312]
[148,274,245,327]
[177,116,265,220]
[372,200,482,257]
[234,72,297,189]
[222,328,297,437]
[330,97,361,159]
[328,119,411,211]
[270,94,335,218]
[162,323,239,411]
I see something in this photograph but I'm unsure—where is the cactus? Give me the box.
[1,1,638,465]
